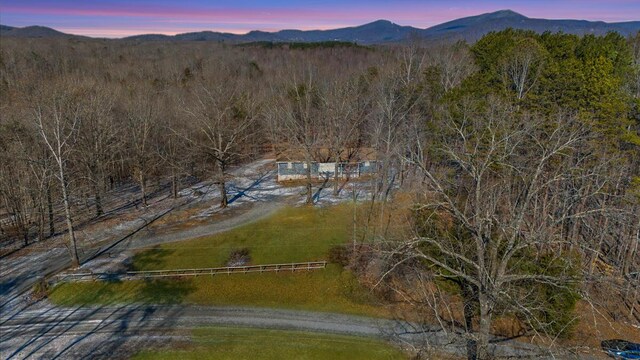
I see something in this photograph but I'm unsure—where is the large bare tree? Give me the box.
[322,79,368,195]
[76,85,118,217]
[382,98,625,359]
[183,82,259,208]
[124,90,161,207]
[270,74,325,205]
[33,81,83,267]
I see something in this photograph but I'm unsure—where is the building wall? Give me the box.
[277,161,378,182]
[359,160,378,175]
[277,162,318,176]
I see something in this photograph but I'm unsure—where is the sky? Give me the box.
[0,0,638,38]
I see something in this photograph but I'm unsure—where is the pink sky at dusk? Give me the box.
[0,1,638,38]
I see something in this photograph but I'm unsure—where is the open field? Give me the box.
[49,205,389,317]
[49,265,389,317]
[130,204,356,270]
[132,326,408,360]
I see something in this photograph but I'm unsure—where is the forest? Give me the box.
[1,30,639,359]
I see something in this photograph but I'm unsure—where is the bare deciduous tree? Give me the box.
[382,98,623,359]
[183,82,259,208]
[125,90,161,207]
[269,74,325,205]
[427,41,477,93]
[322,79,368,195]
[76,85,118,216]
[33,82,82,266]
[500,38,546,100]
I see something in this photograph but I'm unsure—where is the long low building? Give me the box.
[276,160,379,181]
[275,147,378,182]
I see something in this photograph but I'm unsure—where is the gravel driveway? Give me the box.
[1,303,564,359]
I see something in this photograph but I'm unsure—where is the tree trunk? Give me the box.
[305,158,313,205]
[462,284,477,360]
[218,162,227,208]
[58,167,79,267]
[333,157,340,196]
[219,180,228,208]
[138,171,147,207]
[47,185,55,237]
[37,198,45,242]
[352,188,357,250]
[476,292,493,360]
[22,214,29,247]
[589,211,609,277]
[172,171,178,199]
[93,181,103,217]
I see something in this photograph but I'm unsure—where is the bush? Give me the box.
[227,248,251,266]
[513,251,582,338]
[328,245,351,267]
[31,277,50,302]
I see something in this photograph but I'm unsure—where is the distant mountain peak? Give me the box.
[489,9,527,18]
[0,24,72,38]
[2,10,638,44]
[356,19,403,29]
[369,19,395,25]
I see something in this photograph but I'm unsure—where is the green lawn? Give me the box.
[49,265,388,317]
[133,327,407,360]
[50,205,388,317]
[132,205,355,270]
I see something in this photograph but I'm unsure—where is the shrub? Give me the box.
[328,245,351,267]
[512,251,582,338]
[227,248,251,266]
[31,277,50,302]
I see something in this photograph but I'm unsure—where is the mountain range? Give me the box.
[1,10,638,44]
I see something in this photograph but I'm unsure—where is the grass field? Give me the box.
[133,327,407,360]
[49,264,388,317]
[131,205,355,270]
[50,205,388,317]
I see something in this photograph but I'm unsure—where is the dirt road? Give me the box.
[1,303,561,359]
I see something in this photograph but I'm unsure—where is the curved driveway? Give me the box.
[1,304,560,360]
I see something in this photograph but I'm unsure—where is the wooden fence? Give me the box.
[54,261,327,282]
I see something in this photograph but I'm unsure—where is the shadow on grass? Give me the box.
[129,246,175,271]
[50,277,195,307]
[138,278,195,304]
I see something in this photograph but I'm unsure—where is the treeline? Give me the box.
[364,30,640,359]
[0,38,389,256]
[238,41,371,50]
[0,30,639,358]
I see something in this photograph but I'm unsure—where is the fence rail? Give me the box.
[54,261,328,282]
